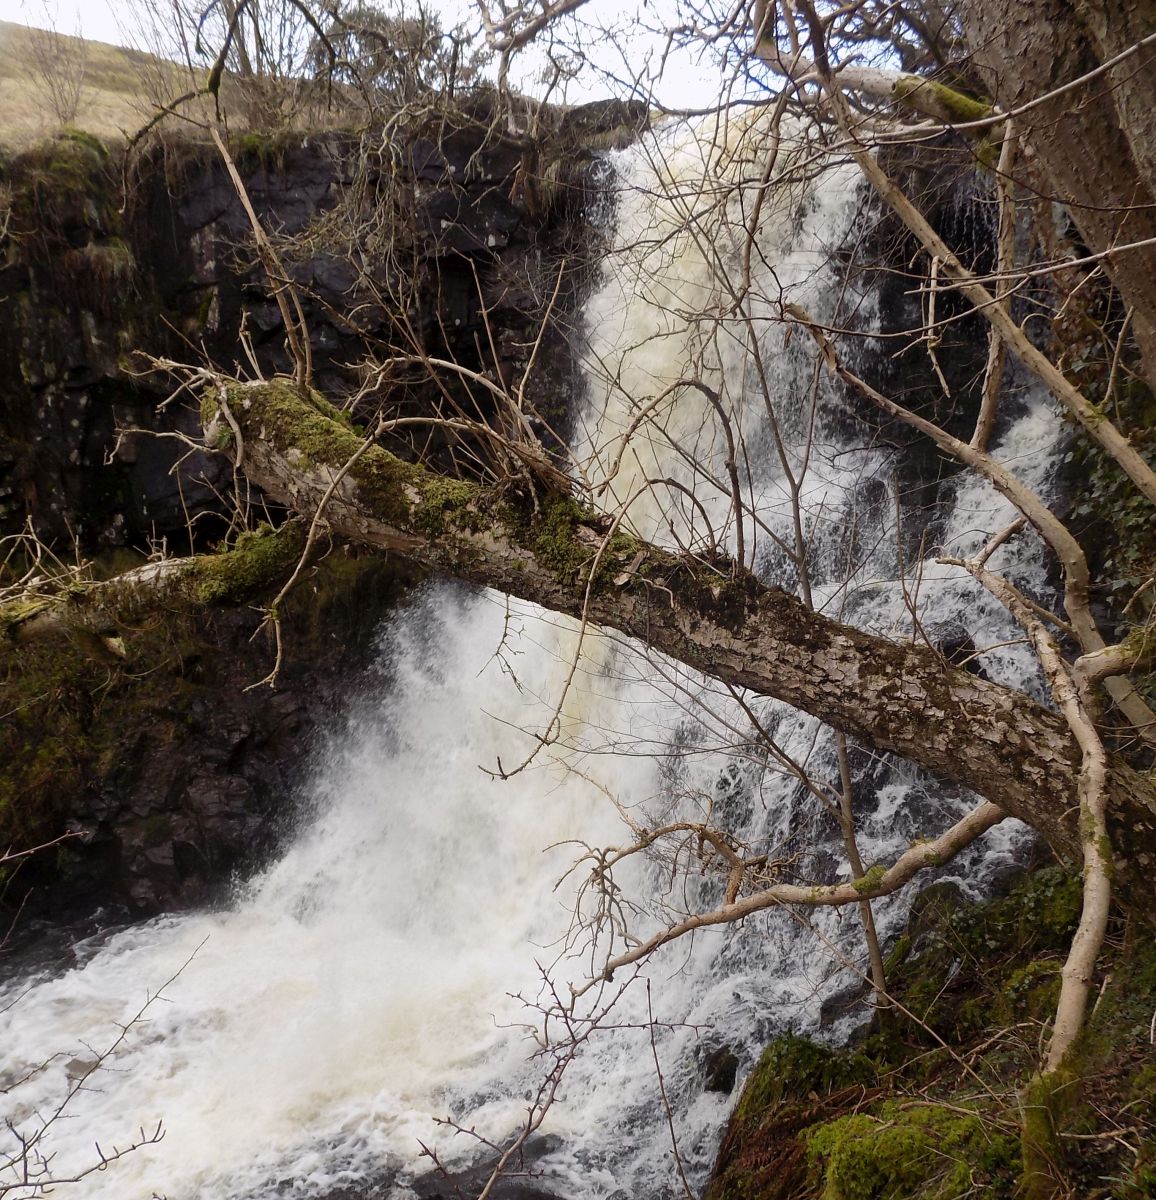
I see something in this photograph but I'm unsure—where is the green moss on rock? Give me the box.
[0,538,416,866]
[707,1036,875,1200]
[805,1102,1019,1200]
[998,960,1062,1024]
[736,1036,875,1124]
[708,863,1156,1200]
[4,130,118,248]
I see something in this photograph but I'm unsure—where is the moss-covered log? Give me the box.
[201,378,1156,911]
[751,26,997,130]
[2,523,308,646]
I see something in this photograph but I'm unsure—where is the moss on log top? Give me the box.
[2,523,307,646]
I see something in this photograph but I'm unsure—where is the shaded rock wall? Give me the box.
[1,103,641,551]
[3,549,420,924]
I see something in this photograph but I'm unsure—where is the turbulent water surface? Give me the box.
[0,115,1061,1198]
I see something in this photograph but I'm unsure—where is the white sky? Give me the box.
[0,0,738,108]
[1,0,120,44]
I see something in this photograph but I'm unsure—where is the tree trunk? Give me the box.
[958,0,1156,384]
[202,380,1156,911]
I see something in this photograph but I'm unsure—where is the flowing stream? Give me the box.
[0,115,1063,1198]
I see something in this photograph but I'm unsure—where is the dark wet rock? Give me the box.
[284,1136,568,1200]
[408,1135,567,1200]
[558,98,649,147]
[819,979,873,1029]
[698,1042,741,1094]
[0,111,620,552]
[4,554,420,928]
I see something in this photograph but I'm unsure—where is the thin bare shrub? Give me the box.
[22,9,88,128]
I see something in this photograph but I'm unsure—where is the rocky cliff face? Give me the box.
[1,100,644,549]
[0,101,643,923]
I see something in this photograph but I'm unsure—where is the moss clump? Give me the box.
[805,1102,1019,1200]
[4,130,117,249]
[0,580,178,850]
[893,76,993,125]
[1,597,53,637]
[998,960,1062,1023]
[412,476,481,538]
[57,128,110,160]
[0,539,416,871]
[1011,867,1084,944]
[209,382,605,565]
[707,1036,875,1200]
[72,237,135,280]
[229,130,295,174]
[886,866,1082,1042]
[210,382,366,467]
[210,382,422,526]
[0,129,146,328]
[735,1036,875,1125]
[60,236,139,315]
[1017,1068,1079,1200]
[190,523,305,605]
[1129,1062,1156,1120]
[853,863,887,894]
[529,492,593,579]
[883,932,912,975]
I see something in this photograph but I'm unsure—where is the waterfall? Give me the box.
[0,113,1061,1199]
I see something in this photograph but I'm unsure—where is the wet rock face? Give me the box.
[298,1134,568,1200]
[74,670,305,915]
[7,556,420,926]
[699,1043,741,1094]
[0,106,635,553]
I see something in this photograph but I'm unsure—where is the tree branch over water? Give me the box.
[177,376,1156,909]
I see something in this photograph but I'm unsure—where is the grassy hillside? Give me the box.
[0,19,373,148]
[0,19,204,147]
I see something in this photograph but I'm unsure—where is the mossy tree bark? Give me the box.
[2,523,310,647]
[958,0,1156,386]
[199,379,1156,912]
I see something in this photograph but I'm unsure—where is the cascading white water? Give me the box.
[0,113,1062,1199]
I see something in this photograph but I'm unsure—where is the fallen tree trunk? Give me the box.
[194,379,1156,908]
[2,523,309,646]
